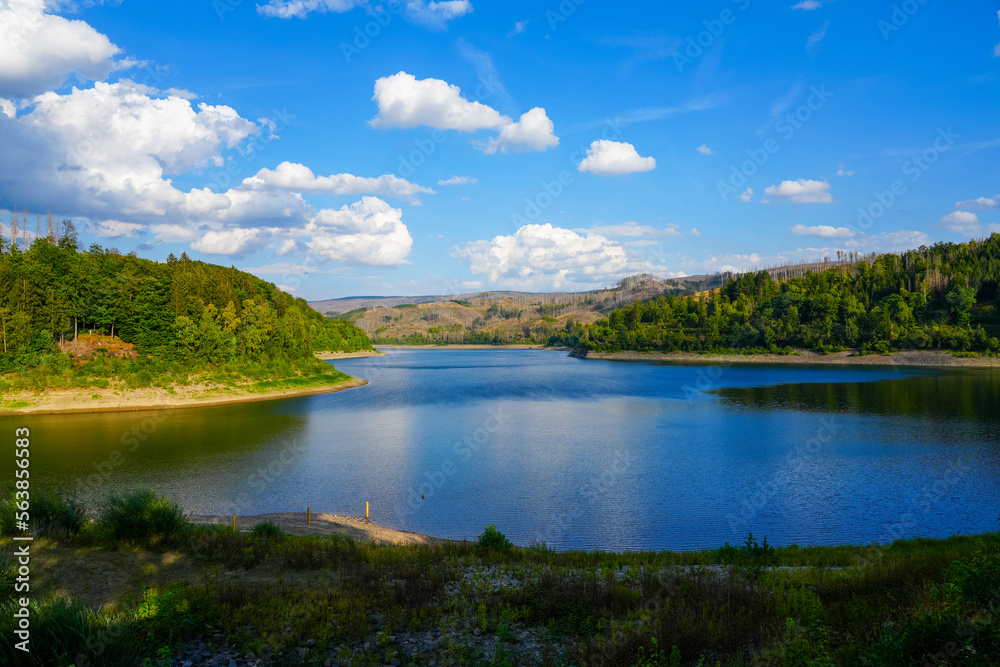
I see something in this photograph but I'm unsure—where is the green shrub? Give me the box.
[477,524,514,553]
[0,488,85,537]
[716,533,778,578]
[135,583,212,647]
[33,489,87,537]
[865,613,1000,667]
[0,597,140,666]
[632,638,681,667]
[251,521,284,540]
[98,489,189,546]
[944,552,1000,610]
[527,540,554,554]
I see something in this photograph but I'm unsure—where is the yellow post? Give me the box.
[308,507,311,525]
[366,502,370,524]
[232,514,236,533]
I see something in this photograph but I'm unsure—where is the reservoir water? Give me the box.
[4,349,999,551]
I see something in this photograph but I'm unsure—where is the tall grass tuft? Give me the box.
[251,520,285,540]
[0,487,86,537]
[0,598,140,666]
[98,489,189,546]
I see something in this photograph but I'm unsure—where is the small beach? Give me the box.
[188,512,454,546]
[0,376,368,416]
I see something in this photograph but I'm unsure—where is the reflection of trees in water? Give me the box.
[14,403,309,507]
[712,372,1000,421]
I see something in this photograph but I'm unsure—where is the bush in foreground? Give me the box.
[98,489,189,546]
[477,524,514,553]
[0,488,86,537]
[251,520,284,540]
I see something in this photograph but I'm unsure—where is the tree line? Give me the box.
[551,235,1000,356]
[0,225,371,374]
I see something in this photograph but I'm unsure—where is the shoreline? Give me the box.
[375,344,568,351]
[188,511,456,546]
[574,348,1000,368]
[314,349,385,360]
[0,376,368,417]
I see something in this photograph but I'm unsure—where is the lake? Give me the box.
[4,349,999,551]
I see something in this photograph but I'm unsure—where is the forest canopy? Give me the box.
[551,235,1000,356]
[0,223,371,376]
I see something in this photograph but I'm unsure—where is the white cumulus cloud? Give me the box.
[577,140,656,176]
[790,224,856,239]
[370,71,506,131]
[192,228,270,257]
[0,0,126,98]
[0,80,258,221]
[453,224,636,290]
[476,107,558,154]
[791,1,822,9]
[245,161,434,202]
[304,197,413,266]
[0,79,419,266]
[739,187,754,203]
[370,72,557,153]
[954,194,1000,211]
[697,144,716,156]
[939,211,982,235]
[764,179,833,204]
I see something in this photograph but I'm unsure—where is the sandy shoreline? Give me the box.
[314,349,385,360]
[0,376,368,417]
[576,349,1000,368]
[189,512,455,546]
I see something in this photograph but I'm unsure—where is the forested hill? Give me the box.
[558,235,1000,356]
[0,229,371,374]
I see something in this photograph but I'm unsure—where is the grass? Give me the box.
[2,488,999,665]
[0,488,86,537]
[95,489,190,547]
[0,353,352,397]
[249,369,352,393]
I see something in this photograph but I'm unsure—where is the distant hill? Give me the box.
[307,275,716,344]
[570,239,1000,356]
[310,274,714,317]
[308,261,863,346]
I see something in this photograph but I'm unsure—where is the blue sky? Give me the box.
[0,0,998,299]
